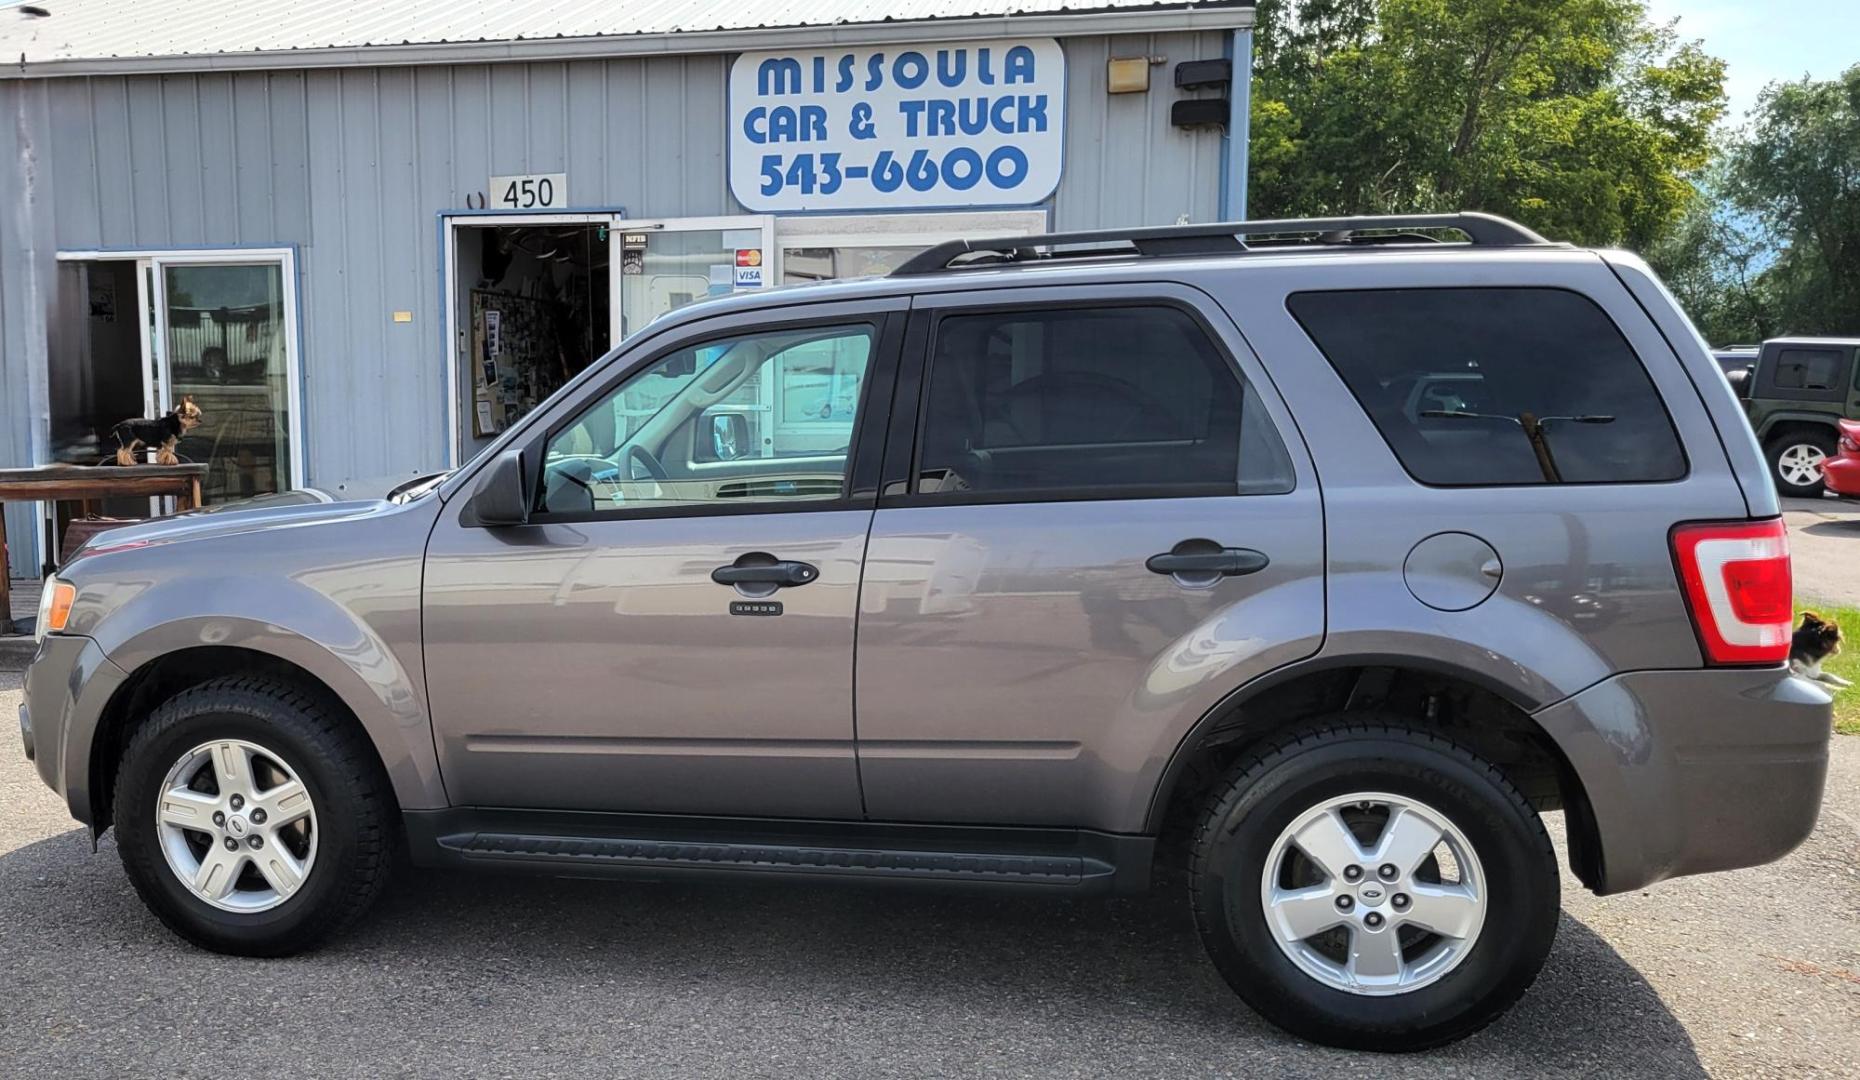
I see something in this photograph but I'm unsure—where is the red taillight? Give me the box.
[1671,519,1792,665]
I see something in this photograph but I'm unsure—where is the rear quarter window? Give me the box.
[1288,287,1687,486]
[1773,348,1845,391]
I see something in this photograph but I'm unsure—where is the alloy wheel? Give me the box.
[154,739,319,913]
[1777,443,1827,488]
[1258,791,1487,996]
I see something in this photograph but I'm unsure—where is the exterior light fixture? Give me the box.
[1107,57,1151,94]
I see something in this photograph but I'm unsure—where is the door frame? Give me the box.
[439,211,775,467]
[51,245,307,496]
[441,211,627,467]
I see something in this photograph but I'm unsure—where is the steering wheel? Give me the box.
[625,443,670,483]
[539,457,597,512]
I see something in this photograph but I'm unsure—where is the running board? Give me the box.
[405,809,1151,895]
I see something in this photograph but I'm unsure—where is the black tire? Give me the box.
[113,676,394,956]
[1190,719,1559,1052]
[1766,430,1836,498]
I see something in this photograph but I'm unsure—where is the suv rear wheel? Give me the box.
[1768,430,1836,498]
[1190,719,1559,1051]
[112,676,393,956]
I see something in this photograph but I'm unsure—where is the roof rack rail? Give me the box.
[890,212,1552,276]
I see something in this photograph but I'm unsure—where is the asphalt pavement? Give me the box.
[1784,495,1860,607]
[1,663,1856,1079]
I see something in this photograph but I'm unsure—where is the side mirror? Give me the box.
[470,450,531,526]
[709,412,749,462]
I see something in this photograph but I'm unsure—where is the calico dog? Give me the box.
[1790,611,1851,688]
[110,396,202,466]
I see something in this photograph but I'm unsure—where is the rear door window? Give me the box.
[914,305,1294,499]
[1288,288,1686,486]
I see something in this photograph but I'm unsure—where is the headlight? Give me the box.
[34,579,76,642]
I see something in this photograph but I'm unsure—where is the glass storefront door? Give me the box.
[773,211,1050,286]
[606,217,778,453]
[614,217,776,339]
[148,255,302,504]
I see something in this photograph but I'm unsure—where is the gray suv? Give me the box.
[19,214,1832,1052]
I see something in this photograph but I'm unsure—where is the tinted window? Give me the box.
[539,325,874,514]
[1774,348,1843,391]
[1289,288,1685,485]
[915,306,1293,498]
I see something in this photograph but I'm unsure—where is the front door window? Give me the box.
[539,324,875,514]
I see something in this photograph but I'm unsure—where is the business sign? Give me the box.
[728,38,1065,213]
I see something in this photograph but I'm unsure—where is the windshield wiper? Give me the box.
[388,471,452,502]
[1419,410,1614,482]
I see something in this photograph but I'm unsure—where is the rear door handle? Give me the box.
[710,560,819,588]
[1145,548,1270,577]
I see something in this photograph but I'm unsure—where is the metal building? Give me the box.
[0,0,1255,575]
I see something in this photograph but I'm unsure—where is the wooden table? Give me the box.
[0,464,207,635]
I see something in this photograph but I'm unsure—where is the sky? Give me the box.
[1645,0,1859,123]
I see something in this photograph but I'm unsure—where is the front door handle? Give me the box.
[1145,547,1270,577]
[711,560,819,588]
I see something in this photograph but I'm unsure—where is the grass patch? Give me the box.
[1795,601,1860,736]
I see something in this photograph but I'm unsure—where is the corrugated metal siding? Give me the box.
[3,78,57,578]
[1053,31,1225,229]
[1,80,20,577]
[0,33,1230,577]
[0,0,1242,65]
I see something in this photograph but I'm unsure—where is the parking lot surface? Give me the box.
[1785,496,1860,606]
[2,664,1856,1079]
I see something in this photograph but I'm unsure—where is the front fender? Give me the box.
[59,498,446,817]
[95,597,445,814]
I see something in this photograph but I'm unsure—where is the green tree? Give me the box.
[1647,173,1777,344]
[1248,0,1726,249]
[1724,65,1860,335]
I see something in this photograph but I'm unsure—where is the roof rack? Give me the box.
[890,212,1552,276]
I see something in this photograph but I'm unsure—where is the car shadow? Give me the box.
[1801,519,1860,538]
[0,827,1708,1078]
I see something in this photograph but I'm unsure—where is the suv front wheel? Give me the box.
[1190,720,1559,1051]
[112,676,394,956]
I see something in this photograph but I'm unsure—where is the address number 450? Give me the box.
[491,173,566,209]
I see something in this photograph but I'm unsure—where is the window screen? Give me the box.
[916,305,1293,498]
[1774,349,1844,391]
[1288,288,1686,486]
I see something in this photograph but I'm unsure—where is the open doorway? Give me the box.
[43,259,148,560]
[48,259,145,469]
[451,221,610,463]
[445,214,776,465]
[42,251,302,566]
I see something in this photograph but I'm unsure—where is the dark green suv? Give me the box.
[1726,338,1860,496]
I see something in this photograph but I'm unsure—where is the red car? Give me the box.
[1825,418,1860,498]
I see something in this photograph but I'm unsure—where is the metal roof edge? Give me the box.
[1,7,1256,80]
